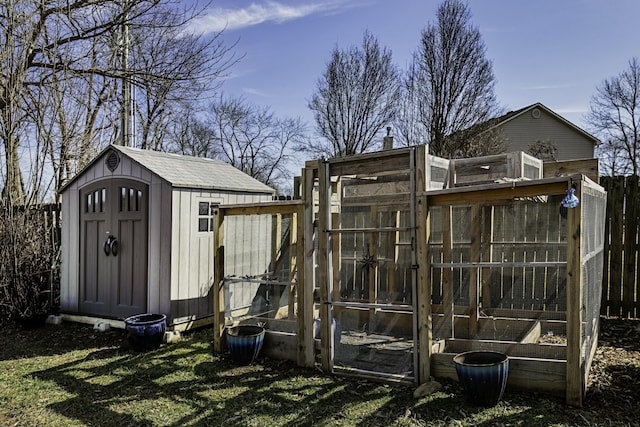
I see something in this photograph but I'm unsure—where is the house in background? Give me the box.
[474,102,599,161]
[59,145,275,328]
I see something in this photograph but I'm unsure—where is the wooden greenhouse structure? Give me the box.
[212,145,606,407]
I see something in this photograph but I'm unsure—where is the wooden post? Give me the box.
[442,206,454,339]
[295,205,306,359]
[447,159,457,188]
[288,211,298,320]
[318,160,333,372]
[623,175,639,317]
[368,205,379,327]
[469,204,481,337]
[212,207,225,353]
[415,145,433,384]
[271,213,283,318]
[417,194,432,383]
[331,179,342,326]
[389,210,400,298]
[293,175,302,199]
[481,206,493,310]
[566,180,584,407]
[300,167,316,367]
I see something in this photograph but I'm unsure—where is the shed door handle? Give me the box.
[104,237,111,256]
[104,235,118,256]
[109,237,119,256]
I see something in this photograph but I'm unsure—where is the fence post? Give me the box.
[212,206,225,353]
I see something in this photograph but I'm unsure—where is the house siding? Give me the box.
[169,189,272,324]
[500,108,594,160]
[147,178,173,315]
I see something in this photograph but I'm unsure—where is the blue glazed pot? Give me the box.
[453,351,509,406]
[226,325,265,365]
[124,313,166,351]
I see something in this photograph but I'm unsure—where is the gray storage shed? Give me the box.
[59,145,275,327]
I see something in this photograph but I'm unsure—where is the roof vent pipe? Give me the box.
[383,126,393,150]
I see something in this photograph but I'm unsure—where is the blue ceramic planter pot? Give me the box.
[124,313,166,351]
[453,351,509,406]
[226,325,265,365]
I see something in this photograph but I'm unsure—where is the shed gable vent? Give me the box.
[531,108,541,119]
[106,150,120,172]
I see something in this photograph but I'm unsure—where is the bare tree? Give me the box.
[394,61,429,147]
[307,31,401,157]
[127,3,238,151]
[527,139,558,162]
[191,95,306,193]
[587,57,640,176]
[0,1,237,205]
[170,104,219,158]
[594,132,637,178]
[411,0,501,158]
[595,139,631,176]
[0,1,158,205]
[446,124,506,158]
[32,45,120,199]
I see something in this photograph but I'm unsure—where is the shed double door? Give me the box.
[79,179,148,319]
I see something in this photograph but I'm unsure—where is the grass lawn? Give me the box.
[0,319,637,426]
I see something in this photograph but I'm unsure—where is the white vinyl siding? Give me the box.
[501,108,595,160]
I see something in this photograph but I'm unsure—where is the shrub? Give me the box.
[0,204,60,322]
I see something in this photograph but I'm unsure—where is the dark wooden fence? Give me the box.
[41,203,62,247]
[0,202,61,248]
[601,176,640,319]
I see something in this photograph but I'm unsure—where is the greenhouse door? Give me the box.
[79,179,148,319]
[317,152,418,382]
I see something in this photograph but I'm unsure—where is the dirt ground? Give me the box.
[583,317,640,422]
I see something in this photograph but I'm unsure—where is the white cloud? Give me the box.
[188,1,354,34]
[243,87,270,97]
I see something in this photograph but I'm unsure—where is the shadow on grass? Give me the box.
[28,326,424,426]
[13,320,640,426]
[0,322,127,361]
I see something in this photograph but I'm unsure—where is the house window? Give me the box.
[197,201,219,232]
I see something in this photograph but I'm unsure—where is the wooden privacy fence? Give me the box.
[601,176,640,319]
[0,202,61,250]
[41,203,62,248]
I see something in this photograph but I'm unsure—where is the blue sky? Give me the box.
[189,0,639,141]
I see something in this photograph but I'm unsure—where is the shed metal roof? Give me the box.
[61,145,275,194]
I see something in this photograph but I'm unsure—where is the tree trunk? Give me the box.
[2,139,25,206]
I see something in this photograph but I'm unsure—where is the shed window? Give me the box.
[199,202,210,216]
[119,187,143,212]
[86,188,106,213]
[198,202,216,232]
